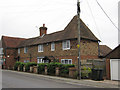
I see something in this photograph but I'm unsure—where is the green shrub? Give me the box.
[59,64,75,76]
[81,66,92,79]
[38,63,46,74]
[47,62,56,75]
[14,62,21,70]
[25,62,37,72]
[19,62,25,71]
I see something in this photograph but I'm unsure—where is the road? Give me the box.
[2,70,94,88]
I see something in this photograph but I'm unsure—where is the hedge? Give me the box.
[37,63,46,74]
[59,64,75,76]
[14,62,21,70]
[24,62,37,72]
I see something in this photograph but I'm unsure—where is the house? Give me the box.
[105,44,120,80]
[98,45,112,80]
[1,15,101,69]
[0,40,3,68]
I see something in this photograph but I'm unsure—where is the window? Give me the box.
[37,58,44,63]
[18,48,20,54]
[61,59,72,64]
[24,60,30,63]
[62,40,70,50]
[24,47,28,53]
[51,42,55,51]
[38,45,43,52]
[0,48,3,54]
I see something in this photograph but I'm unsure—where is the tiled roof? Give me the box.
[99,45,112,57]
[2,15,100,48]
[18,15,99,47]
[105,44,120,59]
[2,36,25,48]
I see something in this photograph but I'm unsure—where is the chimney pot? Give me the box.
[39,24,47,36]
[43,24,45,27]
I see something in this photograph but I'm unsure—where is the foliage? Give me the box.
[38,63,46,74]
[24,62,37,72]
[81,66,92,79]
[14,62,21,70]
[59,64,75,76]
[47,62,57,75]
[19,62,26,71]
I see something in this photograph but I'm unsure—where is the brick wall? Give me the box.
[4,48,17,69]
[106,59,111,80]
[19,39,99,65]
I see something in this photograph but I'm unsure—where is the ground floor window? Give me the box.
[37,57,44,63]
[61,59,72,64]
[24,60,30,63]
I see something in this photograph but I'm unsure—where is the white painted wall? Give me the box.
[119,1,120,44]
[110,59,120,80]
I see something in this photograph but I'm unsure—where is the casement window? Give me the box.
[0,48,3,54]
[51,42,55,51]
[61,59,72,64]
[18,48,20,54]
[37,57,44,63]
[24,47,28,53]
[38,45,43,52]
[24,60,30,63]
[62,40,70,50]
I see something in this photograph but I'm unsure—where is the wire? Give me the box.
[96,0,120,32]
[86,0,103,43]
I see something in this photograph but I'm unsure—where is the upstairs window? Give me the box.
[18,48,20,54]
[51,42,55,51]
[62,40,70,50]
[38,45,43,52]
[24,47,28,53]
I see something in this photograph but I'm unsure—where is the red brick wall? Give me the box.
[4,48,17,69]
[19,39,99,65]
[106,59,111,80]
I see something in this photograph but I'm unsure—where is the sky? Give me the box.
[0,0,119,49]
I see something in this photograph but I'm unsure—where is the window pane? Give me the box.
[67,41,70,48]
[61,60,64,64]
[69,60,72,64]
[65,60,68,64]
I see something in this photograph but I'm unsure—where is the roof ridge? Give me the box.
[2,35,26,40]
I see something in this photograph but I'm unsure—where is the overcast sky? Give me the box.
[0,0,119,49]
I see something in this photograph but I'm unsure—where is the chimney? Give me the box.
[39,24,47,36]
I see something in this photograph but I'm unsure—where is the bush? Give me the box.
[59,64,75,76]
[19,62,26,71]
[14,62,21,70]
[47,62,56,75]
[24,62,37,72]
[81,66,92,79]
[38,63,46,74]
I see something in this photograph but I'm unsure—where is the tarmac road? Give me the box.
[2,70,94,88]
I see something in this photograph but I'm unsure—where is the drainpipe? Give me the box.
[98,41,100,57]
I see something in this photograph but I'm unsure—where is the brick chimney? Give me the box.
[39,24,47,36]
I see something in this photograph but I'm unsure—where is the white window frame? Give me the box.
[24,47,28,53]
[18,48,20,54]
[38,45,43,52]
[62,40,70,50]
[51,42,55,51]
[61,59,72,64]
[0,48,3,54]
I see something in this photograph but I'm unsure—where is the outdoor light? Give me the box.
[7,55,10,58]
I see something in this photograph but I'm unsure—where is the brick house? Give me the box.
[105,44,120,80]
[99,45,112,80]
[1,15,101,69]
[0,40,3,68]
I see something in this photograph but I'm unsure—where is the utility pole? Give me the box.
[77,0,81,80]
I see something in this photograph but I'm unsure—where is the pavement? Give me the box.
[2,70,120,88]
